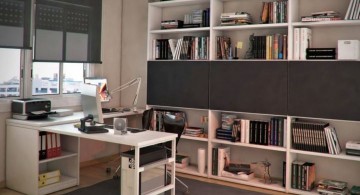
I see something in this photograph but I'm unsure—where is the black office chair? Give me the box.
[162,112,189,194]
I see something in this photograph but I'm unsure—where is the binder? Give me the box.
[38,175,60,187]
[55,133,61,157]
[51,133,57,157]
[46,132,53,158]
[39,131,47,160]
[39,169,60,181]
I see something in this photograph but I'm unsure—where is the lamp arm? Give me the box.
[107,77,141,110]
[109,77,141,95]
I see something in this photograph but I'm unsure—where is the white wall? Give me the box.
[120,0,148,109]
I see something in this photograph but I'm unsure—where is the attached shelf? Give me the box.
[288,188,318,195]
[290,149,360,162]
[175,164,207,177]
[139,157,175,172]
[181,135,208,142]
[292,20,360,27]
[38,175,77,195]
[213,23,288,31]
[39,151,78,164]
[150,27,210,34]
[212,139,286,152]
[149,0,210,8]
[210,175,285,192]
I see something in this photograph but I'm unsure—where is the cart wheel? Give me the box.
[106,167,111,174]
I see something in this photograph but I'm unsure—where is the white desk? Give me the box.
[6,111,176,195]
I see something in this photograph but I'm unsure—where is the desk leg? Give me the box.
[170,138,176,195]
[134,146,140,195]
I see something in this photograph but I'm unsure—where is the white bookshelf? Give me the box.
[147,0,360,194]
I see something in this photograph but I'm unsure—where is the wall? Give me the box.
[120,0,148,109]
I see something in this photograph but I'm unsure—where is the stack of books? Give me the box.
[317,179,348,195]
[306,48,336,59]
[161,20,183,29]
[222,163,254,181]
[220,12,253,26]
[38,170,61,188]
[175,154,189,169]
[301,11,341,22]
[184,127,204,137]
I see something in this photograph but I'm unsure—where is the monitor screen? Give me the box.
[81,83,104,124]
[84,77,109,102]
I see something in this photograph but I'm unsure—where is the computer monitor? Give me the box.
[84,77,109,102]
[81,83,104,124]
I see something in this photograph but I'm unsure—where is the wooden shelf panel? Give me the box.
[212,139,286,152]
[181,135,208,142]
[292,20,360,27]
[213,23,288,31]
[149,0,210,8]
[150,27,210,34]
[39,151,78,164]
[290,149,360,162]
[176,164,207,177]
[38,175,77,195]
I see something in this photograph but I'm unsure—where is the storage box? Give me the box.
[121,146,166,167]
[338,40,360,60]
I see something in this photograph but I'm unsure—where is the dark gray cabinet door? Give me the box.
[289,61,360,121]
[210,61,288,115]
[147,61,209,109]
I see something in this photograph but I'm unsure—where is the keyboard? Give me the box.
[127,127,146,133]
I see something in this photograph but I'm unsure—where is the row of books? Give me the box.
[38,169,61,188]
[152,36,209,60]
[293,27,311,60]
[345,0,360,20]
[184,8,210,28]
[291,121,341,154]
[211,146,230,176]
[218,114,287,147]
[260,0,288,24]
[252,33,288,60]
[301,11,341,22]
[39,131,61,160]
[291,161,316,191]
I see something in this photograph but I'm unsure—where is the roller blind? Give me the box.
[34,0,102,63]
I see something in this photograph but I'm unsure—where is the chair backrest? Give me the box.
[163,112,186,150]
[142,108,154,130]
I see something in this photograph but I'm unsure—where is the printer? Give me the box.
[11,98,52,120]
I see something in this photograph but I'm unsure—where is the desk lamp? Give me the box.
[103,77,142,112]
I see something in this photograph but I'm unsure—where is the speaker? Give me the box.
[113,118,127,135]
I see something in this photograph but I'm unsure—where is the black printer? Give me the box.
[11,98,52,120]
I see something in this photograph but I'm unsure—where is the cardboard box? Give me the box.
[338,40,360,60]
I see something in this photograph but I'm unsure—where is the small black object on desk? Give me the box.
[78,114,108,134]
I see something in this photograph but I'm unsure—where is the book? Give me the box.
[39,169,61,181]
[300,27,312,60]
[217,146,230,176]
[293,28,300,60]
[318,179,348,191]
[38,175,60,187]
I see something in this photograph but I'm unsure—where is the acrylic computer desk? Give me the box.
[6,111,177,195]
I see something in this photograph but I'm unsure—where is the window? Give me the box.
[0,48,21,98]
[32,62,85,96]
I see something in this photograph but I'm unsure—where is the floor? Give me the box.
[0,161,290,195]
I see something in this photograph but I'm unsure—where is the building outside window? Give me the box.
[32,62,84,96]
[0,48,21,98]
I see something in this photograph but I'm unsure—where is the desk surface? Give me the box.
[41,123,177,147]
[6,109,144,128]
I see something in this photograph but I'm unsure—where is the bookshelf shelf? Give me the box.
[212,139,287,152]
[176,165,208,177]
[210,175,286,192]
[39,151,78,164]
[149,0,210,8]
[213,23,289,31]
[288,188,318,195]
[290,150,360,162]
[182,135,208,142]
[150,27,210,34]
[292,20,360,27]
[147,0,360,194]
